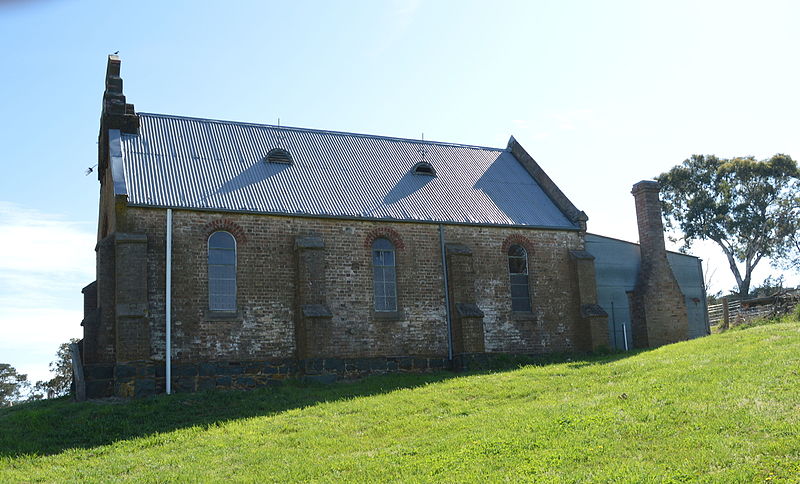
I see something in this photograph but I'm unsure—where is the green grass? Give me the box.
[3,319,800,483]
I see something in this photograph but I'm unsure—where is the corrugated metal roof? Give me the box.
[118,113,579,229]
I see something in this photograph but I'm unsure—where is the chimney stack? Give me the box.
[630,180,688,347]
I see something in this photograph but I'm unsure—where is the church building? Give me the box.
[79,56,706,398]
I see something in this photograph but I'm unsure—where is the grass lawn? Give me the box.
[2,318,800,482]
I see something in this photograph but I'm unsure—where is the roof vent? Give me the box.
[412,161,436,176]
[265,148,292,164]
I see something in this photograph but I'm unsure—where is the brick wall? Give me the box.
[122,208,589,364]
[442,224,588,354]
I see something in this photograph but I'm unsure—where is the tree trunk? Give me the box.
[738,278,751,298]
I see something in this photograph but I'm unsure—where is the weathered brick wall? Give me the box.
[443,225,588,354]
[90,235,117,364]
[114,233,150,361]
[124,208,589,363]
[569,250,610,351]
[446,244,485,354]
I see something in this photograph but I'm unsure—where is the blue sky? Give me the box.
[1,0,798,383]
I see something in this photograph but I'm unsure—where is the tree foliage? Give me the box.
[657,154,800,297]
[0,363,30,407]
[29,339,79,400]
[774,194,800,271]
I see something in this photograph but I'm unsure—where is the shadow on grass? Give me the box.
[0,350,638,457]
[480,347,647,371]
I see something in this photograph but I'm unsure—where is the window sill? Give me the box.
[373,310,402,321]
[510,311,536,321]
[204,310,242,321]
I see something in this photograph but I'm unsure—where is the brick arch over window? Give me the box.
[202,219,247,244]
[501,234,534,255]
[363,227,405,250]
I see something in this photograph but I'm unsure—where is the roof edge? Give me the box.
[585,233,701,260]
[507,136,587,228]
[135,112,506,152]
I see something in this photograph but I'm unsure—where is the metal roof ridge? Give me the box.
[135,112,507,152]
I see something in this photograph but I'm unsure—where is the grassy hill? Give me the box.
[2,319,800,483]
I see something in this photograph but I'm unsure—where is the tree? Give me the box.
[657,154,800,297]
[31,339,79,400]
[0,363,30,407]
[774,193,800,271]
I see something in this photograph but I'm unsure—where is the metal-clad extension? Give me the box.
[584,233,709,349]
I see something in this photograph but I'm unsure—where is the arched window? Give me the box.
[372,238,397,312]
[508,244,531,312]
[412,161,436,176]
[265,148,293,164]
[208,231,236,311]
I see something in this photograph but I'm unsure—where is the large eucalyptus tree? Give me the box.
[657,154,799,297]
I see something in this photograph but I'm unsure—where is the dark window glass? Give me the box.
[508,244,531,312]
[412,161,436,176]
[508,245,526,257]
[509,257,527,274]
[266,148,293,164]
[372,238,397,312]
[209,231,236,311]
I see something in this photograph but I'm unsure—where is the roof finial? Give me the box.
[276,117,287,148]
[418,132,428,161]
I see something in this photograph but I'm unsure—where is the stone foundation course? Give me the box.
[85,356,452,398]
[84,352,598,399]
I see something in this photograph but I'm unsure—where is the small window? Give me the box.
[508,244,531,312]
[412,161,436,176]
[372,238,397,312]
[265,148,292,164]
[208,231,236,311]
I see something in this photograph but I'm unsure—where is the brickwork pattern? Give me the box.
[90,236,117,364]
[122,208,589,363]
[569,250,610,350]
[445,225,588,354]
[446,245,485,353]
[114,234,150,361]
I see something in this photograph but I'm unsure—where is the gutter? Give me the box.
[125,204,582,232]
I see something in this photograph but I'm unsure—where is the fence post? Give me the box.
[721,297,730,330]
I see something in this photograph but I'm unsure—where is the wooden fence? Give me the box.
[707,291,800,328]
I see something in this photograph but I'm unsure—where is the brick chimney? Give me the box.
[630,180,688,348]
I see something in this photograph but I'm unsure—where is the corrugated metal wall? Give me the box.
[667,251,710,340]
[585,234,709,350]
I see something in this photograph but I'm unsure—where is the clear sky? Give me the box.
[1,0,798,383]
